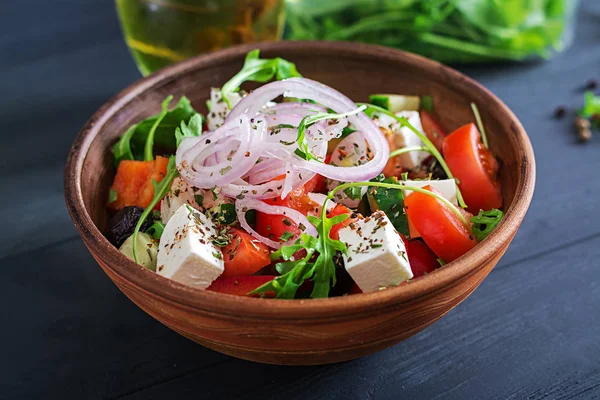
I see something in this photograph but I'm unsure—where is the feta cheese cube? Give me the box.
[402,179,458,205]
[376,111,429,169]
[156,204,224,289]
[160,177,203,224]
[338,211,413,293]
[206,88,242,131]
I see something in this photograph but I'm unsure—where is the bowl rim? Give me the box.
[64,40,535,320]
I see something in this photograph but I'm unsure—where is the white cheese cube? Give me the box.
[376,111,429,169]
[402,179,458,205]
[161,177,203,224]
[339,211,413,293]
[206,88,242,131]
[156,204,224,289]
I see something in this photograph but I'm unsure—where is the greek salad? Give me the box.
[105,50,504,299]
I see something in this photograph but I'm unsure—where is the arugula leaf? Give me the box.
[132,156,179,263]
[250,213,349,299]
[471,208,504,241]
[220,49,302,108]
[175,113,203,147]
[144,96,173,161]
[112,96,199,165]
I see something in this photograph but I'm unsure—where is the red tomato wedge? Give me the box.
[382,127,404,178]
[207,276,276,297]
[420,110,447,152]
[443,123,502,213]
[256,186,320,245]
[405,185,477,263]
[404,239,439,278]
[304,155,331,194]
[255,212,303,245]
[328,204,359,240]
[221,228,271,278]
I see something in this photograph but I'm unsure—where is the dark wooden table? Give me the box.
[2,1,600,399]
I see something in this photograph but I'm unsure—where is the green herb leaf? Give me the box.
[250,210,348,299]
[145,221,166,240]
[420,95,434,113]
[471,208,504,241]
[221,49,302,108]
[279,231,295,242]
[175,113,203,147]
[112,96,199,165]
[109,189,118,204]
[144,96,173,161]
[207,203,237,226]
[579,91,600,119]
[132,156,179,263]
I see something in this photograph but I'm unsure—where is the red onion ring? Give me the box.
[236,198,318,249]
[176,115,265,188]
[226,78,388,182]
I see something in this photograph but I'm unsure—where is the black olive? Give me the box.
[105,206,152,248]
[329,251,355,297]
[428,158,448,180]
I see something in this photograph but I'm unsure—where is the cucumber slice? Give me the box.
[120,232,158,271]
[369,94,421,113]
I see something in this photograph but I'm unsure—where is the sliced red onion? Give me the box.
[248,166,286,185]
[220,169,316,200]
[328,131,370,208]
[263,102,326,117]
[177,115,265,188]
[236,198,318,249]
[227,78,388,182]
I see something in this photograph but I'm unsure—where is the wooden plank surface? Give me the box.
[1,1,599,399]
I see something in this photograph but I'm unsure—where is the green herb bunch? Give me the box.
[285,0,576,63]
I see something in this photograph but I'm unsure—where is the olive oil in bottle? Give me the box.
[115,0,285,76]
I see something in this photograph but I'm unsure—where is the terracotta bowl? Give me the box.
[64,41,535,365]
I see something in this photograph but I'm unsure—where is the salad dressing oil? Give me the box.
[116,0,285,75]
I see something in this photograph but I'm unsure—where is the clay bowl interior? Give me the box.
[65,41,535,365]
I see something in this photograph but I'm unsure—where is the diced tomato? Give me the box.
[207,275,276,297]
[109,156,169,210]
[381,127,404,178]
[404,239,438,278]
[405,185,477,263]
[443,123,502,213]
[408,217,420,239]
[420,110,447,152]
[221,228,271,278]
[263,187,319,215]
[255,212,303,246]
[328,204,359,240]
